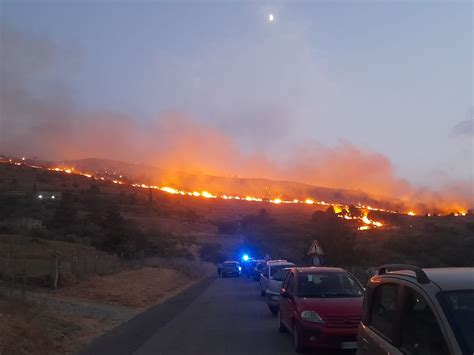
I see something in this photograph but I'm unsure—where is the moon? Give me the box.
[268,13,274,22]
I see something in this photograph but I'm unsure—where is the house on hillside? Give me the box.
[37,191,62,201]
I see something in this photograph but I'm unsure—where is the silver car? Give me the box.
[264,267,291,315]
[357,264,474,355]
[259,260,295,296]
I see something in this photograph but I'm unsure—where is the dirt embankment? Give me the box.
[0,260,215,355]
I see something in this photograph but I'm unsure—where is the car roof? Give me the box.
[267,259,288,264]
[423,268,474,291]
[381,267,474,291]
[295,267,347,274]
[223,261,239,264]
[268,261,294,266]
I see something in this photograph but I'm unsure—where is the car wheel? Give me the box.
[293,323,305,353]
[268,304,278,315]
[278,310,287,333]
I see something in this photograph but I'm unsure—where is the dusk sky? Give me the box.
[0,1,472,194]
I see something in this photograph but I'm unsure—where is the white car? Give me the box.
[264,267,292,314]
[259,260,295,296]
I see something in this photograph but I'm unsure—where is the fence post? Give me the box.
[22,261,28,299]
[50,251,60,289]
[3,244,11,280]
[8,273,14,299]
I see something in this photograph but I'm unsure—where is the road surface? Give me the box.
[82,276,352,355]
[134,276,294,355]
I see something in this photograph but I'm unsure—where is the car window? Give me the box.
[273,268,290,282]
[370,283,399,341]
[270,264,294,277]
[286,273,295,295]
[400,288,448,355]
[439,290,474,354]
[296,272,364,298]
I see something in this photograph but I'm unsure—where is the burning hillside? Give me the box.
[1,156,470,232]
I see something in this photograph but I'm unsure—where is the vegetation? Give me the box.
[199,242,225,263]
[1,163,473,273]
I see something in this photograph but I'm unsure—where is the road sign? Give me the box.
[312,255,323,266]
[307,240,324,256]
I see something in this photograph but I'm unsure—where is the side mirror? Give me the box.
[280,288,293,299]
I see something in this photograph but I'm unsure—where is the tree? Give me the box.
[101,205,147,256]
[310,210,356,266]
[348,205,363,218]
[325,206,336,216]
[49,194,77,229]
[199,243,225,263]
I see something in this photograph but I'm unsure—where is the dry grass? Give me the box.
[0,297,53,355]
[51,266,195,309]
[0,263,203,354]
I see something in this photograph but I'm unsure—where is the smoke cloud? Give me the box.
[1,26,472,212]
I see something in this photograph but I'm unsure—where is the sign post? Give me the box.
[307,240,325,266]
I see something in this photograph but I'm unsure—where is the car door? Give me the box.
[398,286,450,355]
[280,272,296,329]
[260,265,270,291]
[358,282,403,355]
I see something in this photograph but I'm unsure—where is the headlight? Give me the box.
[300,311,325,323]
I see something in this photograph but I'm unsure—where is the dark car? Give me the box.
[278,267,364,353]
[357,264,474,355]
[221,261,241,278]
[241,259,257,278]
[252,260,266,281]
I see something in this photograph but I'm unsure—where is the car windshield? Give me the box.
[297,272,364,298]
[223,262,239,268]
[270,264,294,277]
[273,268,290,281]
[439,290,474,354]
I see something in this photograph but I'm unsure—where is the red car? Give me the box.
[278,267,364,353]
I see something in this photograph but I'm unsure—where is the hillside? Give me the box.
[1,161,473,271]
[63,158,407,212]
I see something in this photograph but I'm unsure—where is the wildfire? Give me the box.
[1,157,470,229]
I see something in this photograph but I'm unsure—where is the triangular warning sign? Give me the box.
[307,240,324,255]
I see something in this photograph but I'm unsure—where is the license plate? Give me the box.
[341,342,358,350]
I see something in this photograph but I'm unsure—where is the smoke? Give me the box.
[1,26,472,212]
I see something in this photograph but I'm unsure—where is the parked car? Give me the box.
[221,261,241,277]
[265,267,291,315]
[260,260,295,296]
[242,259,263,278]
[357,264,474,355]
[278,267,364,353]
[252,260,266,281]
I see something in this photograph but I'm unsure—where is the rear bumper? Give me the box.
[222,270,240,277]
[296,321,358,350]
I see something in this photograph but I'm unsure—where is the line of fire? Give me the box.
[2,155,469,233]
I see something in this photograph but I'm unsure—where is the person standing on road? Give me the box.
[217,263,222,277]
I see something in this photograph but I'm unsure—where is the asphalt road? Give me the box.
[82,276,352,355]
[134,276,295,355]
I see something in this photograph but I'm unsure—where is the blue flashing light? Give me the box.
[242,254,250,262]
